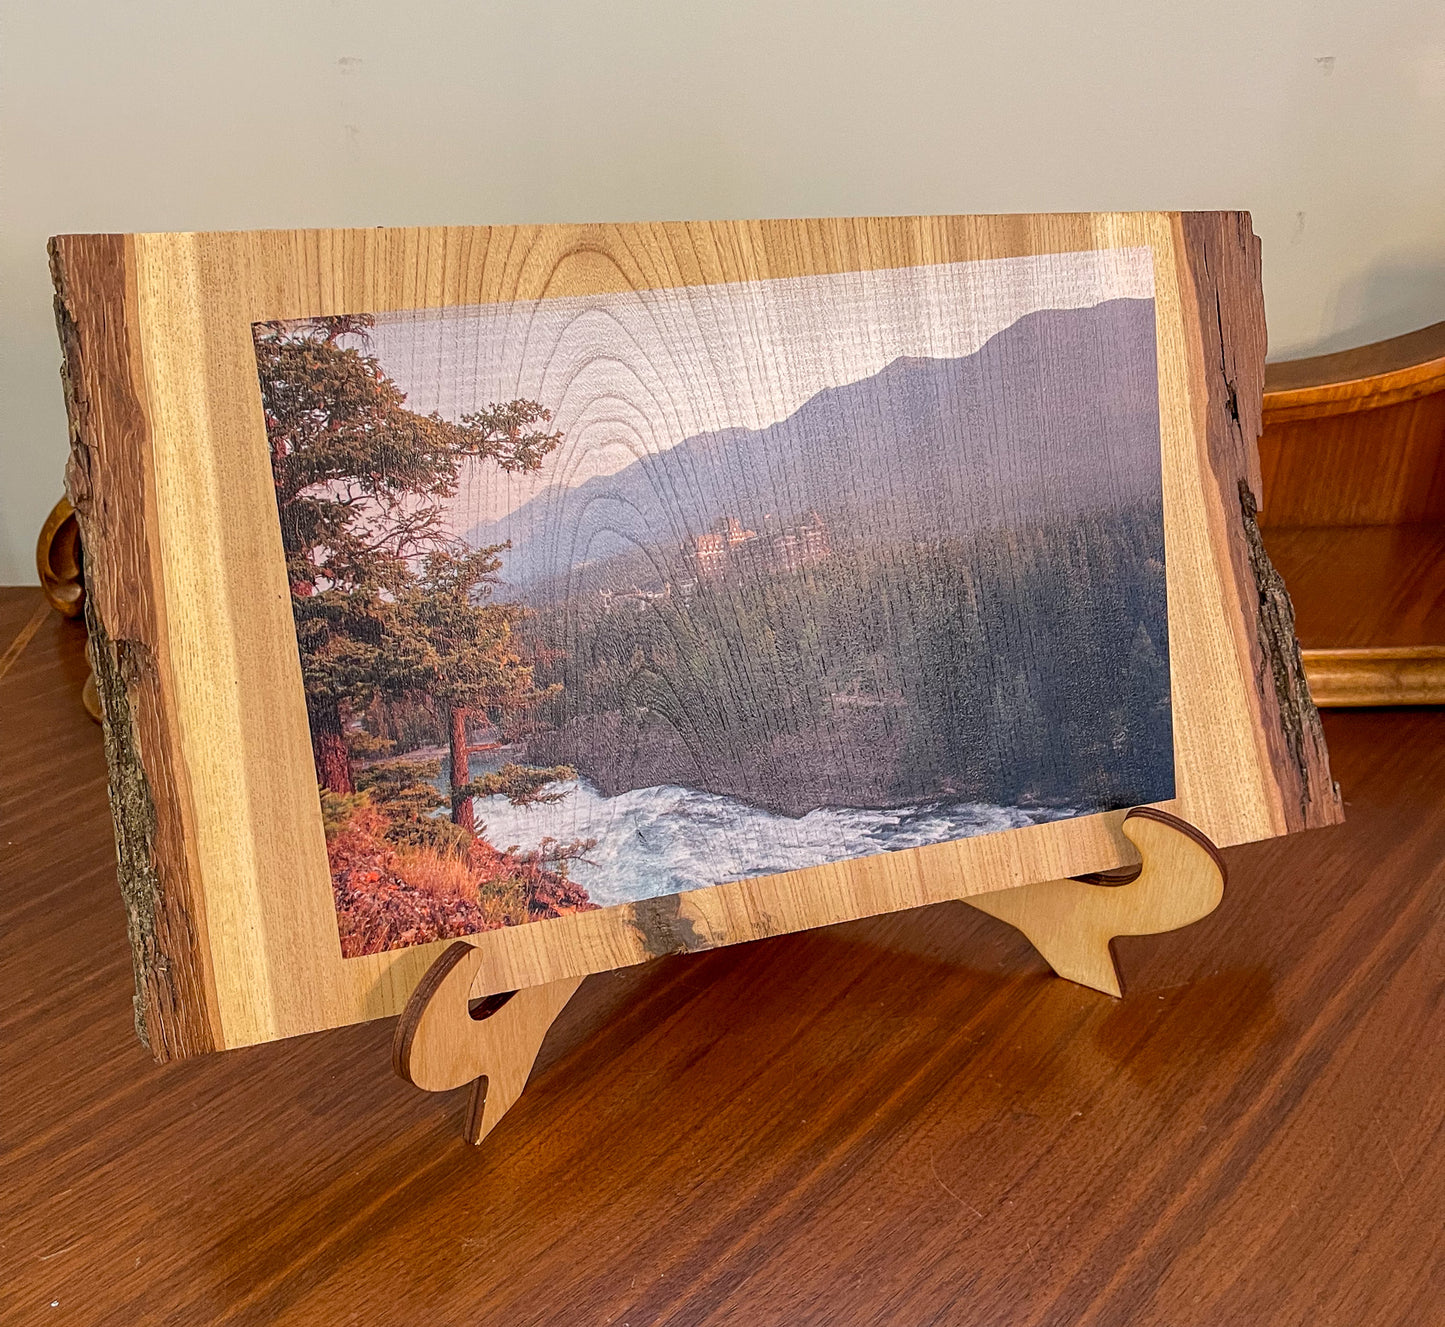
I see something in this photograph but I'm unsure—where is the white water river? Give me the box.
[474,776,1082,908]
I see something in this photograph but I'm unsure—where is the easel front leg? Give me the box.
[964,808,1226,996]
[393,941,584,1145]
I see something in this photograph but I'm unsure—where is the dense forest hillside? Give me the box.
[523,499,1172,817]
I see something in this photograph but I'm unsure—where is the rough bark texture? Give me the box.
[50,235,217,1059]
[1237,480,1335,826]
[83,607,165,1049]
[1179,212,1342,831]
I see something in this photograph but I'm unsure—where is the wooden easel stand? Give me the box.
[394,807,1225,1146]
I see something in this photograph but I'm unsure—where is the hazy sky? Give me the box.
[353,247,1155,533]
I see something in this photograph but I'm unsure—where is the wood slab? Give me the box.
[49,214,1341,1057]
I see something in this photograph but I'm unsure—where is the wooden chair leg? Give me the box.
[393,941,583,1145]
[963,807,1226,996]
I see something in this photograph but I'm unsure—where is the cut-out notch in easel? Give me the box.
[393,806,1226,1146]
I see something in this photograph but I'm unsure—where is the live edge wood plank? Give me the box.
[48,215,1341,1059]
[50,236,218,1057]
[0,595,1434,1327]
[1175,212,1334,827]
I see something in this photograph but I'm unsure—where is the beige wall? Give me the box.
[3,0,1443,583]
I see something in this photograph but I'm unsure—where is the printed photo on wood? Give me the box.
[51,215,1339,1056]
[253,249,1174,958]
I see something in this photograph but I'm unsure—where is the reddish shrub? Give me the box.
[326,799,597,957]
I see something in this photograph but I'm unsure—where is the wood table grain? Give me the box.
[1,585,1440,1326]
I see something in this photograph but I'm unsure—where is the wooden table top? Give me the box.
[2,586,1440,1326]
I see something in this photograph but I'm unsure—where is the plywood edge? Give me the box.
[1175,212,1342,832]
[49,234,221,1060]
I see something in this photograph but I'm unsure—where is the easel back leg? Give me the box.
[964,809,1226,997]
[394,942,584,1144]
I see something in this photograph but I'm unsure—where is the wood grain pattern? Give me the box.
[1259,320,1445,530]
[1257,320,1445,708]
[1264,524,1445,650]
[965,807,1225,997]
[1174,212,1334,829]
[50,236,219,1058]
[1299,646,1445,707]
[396,807,1224,1143]
[1262,318,1445,423]
[392,943,583,1144]
[48,215,1342,1058]
[1259,392,1445,529]
[0,593,1434,1327]
[35,497,83,618]
[0,598,51,683]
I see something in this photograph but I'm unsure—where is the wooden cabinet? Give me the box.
[1260,321,1445,705]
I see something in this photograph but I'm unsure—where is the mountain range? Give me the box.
[465,297,1161,591]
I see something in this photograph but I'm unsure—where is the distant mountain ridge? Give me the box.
[466,297,1161,591]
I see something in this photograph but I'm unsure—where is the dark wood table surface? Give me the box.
[2,586,1440,1326]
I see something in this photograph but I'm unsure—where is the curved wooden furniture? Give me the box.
[36,497,84,619]
[1263,320,1445,427]
[35,497,101,720]
[1260,320,1445,706]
